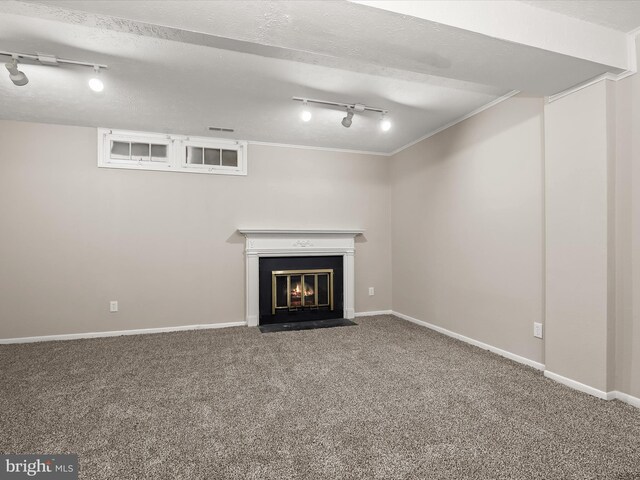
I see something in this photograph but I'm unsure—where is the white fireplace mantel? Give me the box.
[238,228,364,326]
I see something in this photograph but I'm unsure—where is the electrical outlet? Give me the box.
[533,322,543,339]
[109,300,118,313]
[368,287,375,296]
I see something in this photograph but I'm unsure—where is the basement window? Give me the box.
[98,128,247,176]
[181,141,241,172]
[109,140,170,163]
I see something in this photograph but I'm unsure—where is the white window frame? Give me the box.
[97,128,247,176]
[99,129,174,171]
[176,136,247,176]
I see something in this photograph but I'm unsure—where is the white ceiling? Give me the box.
[1,0,639,154]
[522,0,640,32]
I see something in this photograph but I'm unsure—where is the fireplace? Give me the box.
[259,256,343,324]
[238,229,363,327]
[272,269,333,313]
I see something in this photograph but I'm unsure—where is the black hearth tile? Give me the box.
[258,318,357,333]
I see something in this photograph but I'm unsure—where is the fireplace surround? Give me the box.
[238,229,363,327]
[259,255,343,324]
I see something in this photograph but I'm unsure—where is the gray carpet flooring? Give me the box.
[1,315,639,479]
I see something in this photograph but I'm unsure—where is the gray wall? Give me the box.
[614,37,640,399]
[542,44,640,400]
[390,95,545,365]
[390,80,639,400]
[544,81,615,393]
[0,120,392,338]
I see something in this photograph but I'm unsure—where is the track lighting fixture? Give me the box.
[292,97,389,131]
[341,109,354,128]
[0,50,107,91]
[88,66,104,92]
[5,58,28,86]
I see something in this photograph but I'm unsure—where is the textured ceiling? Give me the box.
[0,7,505,154]
[522,0,640,33]
[0,0,638,153]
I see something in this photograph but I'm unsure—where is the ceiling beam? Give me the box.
[5,0,638,95]
[353,0,633,72]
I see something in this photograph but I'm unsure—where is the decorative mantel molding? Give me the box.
[238,228,364,326]
[238,229,365,235]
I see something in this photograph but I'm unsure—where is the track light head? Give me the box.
[380,113,391,132]
[5,58,28,86]
[88,66,104,92]
[341,109,354,128]
[300,100,312,122]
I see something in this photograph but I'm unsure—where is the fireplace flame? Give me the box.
[291,283,314,297]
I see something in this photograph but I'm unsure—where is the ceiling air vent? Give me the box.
[209,126,235,133]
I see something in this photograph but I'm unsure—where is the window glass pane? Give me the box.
[186,146,203,165]
[204,148,221,166]
[150,144,167,162]
[221,150,238,167]
[131,143,150,162]
[110,141,130,160]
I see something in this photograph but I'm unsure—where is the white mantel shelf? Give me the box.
[238,229,364,235]
[239,228,364,326]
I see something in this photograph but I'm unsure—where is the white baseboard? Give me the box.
[392,311,640,408]
[543,370,612,400]
[0,321,247,345]
[354,310,393,317]
[392,311,545,371]
[611,390,640,408]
